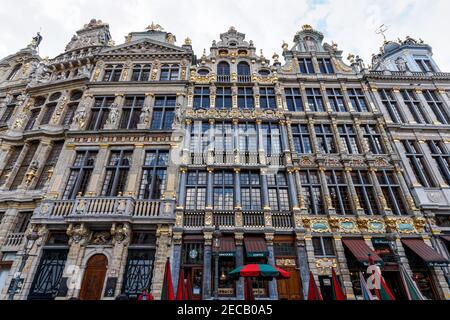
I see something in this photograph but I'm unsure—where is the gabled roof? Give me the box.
[98,38,192,57]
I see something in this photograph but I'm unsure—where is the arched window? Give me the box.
[159,64,179,81]
[237,62,251,83]
[217,62,230,82]
[7,64,22,81]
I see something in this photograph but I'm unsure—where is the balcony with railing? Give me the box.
[33,197,174,223]
[188,151,263,166]
[217,75,231,82]
[2,233,25,251]
[237,75,252,83]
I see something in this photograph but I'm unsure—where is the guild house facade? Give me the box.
[0,20,449,300]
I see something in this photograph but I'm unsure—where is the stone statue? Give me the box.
[67,223,90,245]
[395,57,408,72]
[29,60,51,84]
[140,104,151,125]
[111,223,131,245]
[12,111,29,130]
[73,103,87,128]
[173,106,185,128]
[106,103,119,126]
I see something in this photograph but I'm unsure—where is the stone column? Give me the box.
[234,168,241,209]
[206,168,214,210]
[124,144,145,196]
[368,168,392,216]
[393,164,420,216]
[203,231,212,300]
[87,144,109,196]
[265,233,278,300]
[331,118,345,154]
[235,232,244,300]
[307,118,318,154]
[151,225,172,299]
[110,223,131,299]
[333,236,355,300]
[171,232,183,295]
[296,233,310,299]
[261,169,270,210]
[344,167,364,216]
[177,168,188,208]
[256,120,266,165]
[287,169,299,210]
[318,166,334,215]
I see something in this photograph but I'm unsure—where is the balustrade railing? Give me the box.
[217,75,231,82]
[237,75,251,83]
[183,211,205,228]
[213,212,235,227]
[272,212,294,229]
[3,233,25,251]
[243,211,265,228]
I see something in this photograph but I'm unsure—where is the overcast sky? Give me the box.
[0,0,448,70]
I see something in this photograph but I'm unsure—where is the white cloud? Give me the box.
[0,0,448,70]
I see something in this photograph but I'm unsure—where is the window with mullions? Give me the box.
[402,140,436,188]
[327,88,347,112]
[348,88,369,112]
[298,58,314,74]
[190,122,210,154]
[300,170,324,215]
[88,97,115,130]
[7,64,22,81]
[312,237,335,257]
[102,64,123,82]
[0,145,23,186]
[291,124,312,154]
[326,171,352,215]
[259,87,276,110]
[150,96,176,130]
[0,95,19,125]
[138,150,168,200]
[362,124,385,154]
[217,62,231,79]
[63,150,97,199]
[40,103,57,125]
[315,124,337,154]
[101,150,133,197]
[120,96,145,129]
[62,103,78,127]
[122,249,155,299]
[401,90,430,124]
[262,123,281,156]
[428,140,450,185]
[377,170,407,216]
[185,171,207,210]
[306,88,325,112]
[28,249,68,300]
[415,59,435,73]
[214,122,234,152]
[159,64,180,81]
[379,89,405,123]
[131,64,152,82]
[338,124,361,154]
[423,90,450,124]
[267,172,290,211]
[285,88,304,112]
[25,97,46,130]
[352,171,379,215]
[193,87,210,109]
[241,171,262,211]
[10,141,39,190]
[238,122,258,153]
[216,87,232,110]
[318,58,334,74]
[238,87,254,109]
[35,141,64,190]
[213,171,234,211]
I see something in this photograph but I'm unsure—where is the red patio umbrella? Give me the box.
[161,258,175,300]
[229,264,290,279]
[244,278,254,301]
[307,272,323,300]
[331,268,347,300]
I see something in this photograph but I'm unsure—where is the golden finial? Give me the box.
[146,22,164,31]
[184,37,192,45]
[302,24,313,31]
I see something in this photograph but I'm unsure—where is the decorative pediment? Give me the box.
[100,39,189,56]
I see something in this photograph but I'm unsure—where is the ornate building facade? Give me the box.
[0,20,448,300]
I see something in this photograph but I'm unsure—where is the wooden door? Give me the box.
[79,254,108,300]
[277,267,303,300]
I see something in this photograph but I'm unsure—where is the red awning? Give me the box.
[213,238,236,257]
[342,239,383,265]
[401,239,449,267]
[244,238,268,258]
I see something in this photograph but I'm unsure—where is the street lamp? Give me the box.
[8,229,39,300]
[213,225,222,300]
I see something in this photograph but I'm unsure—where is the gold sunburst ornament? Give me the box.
[146,22,164,32]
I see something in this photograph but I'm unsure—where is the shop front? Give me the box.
[211,236,236,298]
[181,237,204,300]
[243,237,269,298]
[274,236,303,300]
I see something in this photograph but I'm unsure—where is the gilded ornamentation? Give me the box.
[413,217,426,233]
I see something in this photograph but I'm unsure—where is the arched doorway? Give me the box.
[79,254,108,300]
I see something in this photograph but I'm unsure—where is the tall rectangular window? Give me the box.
[327,88,347,112]
[300,170,324,215]
[213,171,234,210]
[423,90,450,124]
[315,124,337,154]
[238,122,258,153]
[131,64,152,82]
[151,96,176,130]
[352,170,379,215]
[35,141,64,190]
[40,103,57,125]
[379,89,404,123]
[238,87,254,109]
[101,150,133,197]
[415,59,435,73]
[259,87,276,109]
[298,58,314,74]
[0,145,23,186]
[88,97,115,130]
[120,96,145,129]
[25,109,41,130]
[262,123,281,156]
[14,211,33,233]
[362,124,385,154]
[402,140,436,188]
[10,142,39,190]
[159,64,180,81]
[326,171,352,215]
[312,237,335,257]
[62,103,78,127]
[318,58,334,74]
[306,88,325,112]
[63,150,97,199]
[0,95,19,125]
[285,88,304,112]
[215,87,232,110]
[102,64,123,82]
[139,150,168,200]
[185,171,207,210]
[190,122,210,154]
[401,90,430,124]
[267,172,290,211]
[193,87,210,109]
[241,171,261,211]
[377,170,407,216]
[428,140,450,185]
[338,124,361,154]
[291,124,312,154]
[214,122,234,152]
[348,88,369,112]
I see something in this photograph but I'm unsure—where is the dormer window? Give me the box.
[318,58,334,74]
[415,58,435,73]
[160,64,180,81]
[7,64,22,81]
